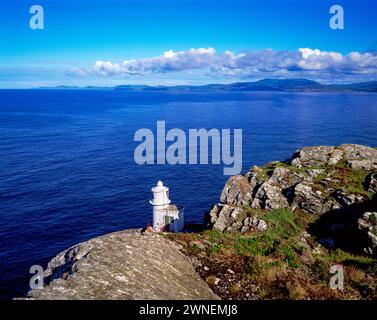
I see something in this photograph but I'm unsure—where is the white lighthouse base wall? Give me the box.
[153,209,166,231]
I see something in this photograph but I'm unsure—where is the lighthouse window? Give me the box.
[164,216,173,225]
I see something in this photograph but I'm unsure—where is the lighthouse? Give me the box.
[149,180,184,232]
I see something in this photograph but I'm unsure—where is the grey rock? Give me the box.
[358,212,377,255]
[208,144,377,232]
[269,166,297,188]
[246,166,265,188]
[243,217,250,226]
[240,226,249,234]
[256,219,268,232]
[334,190,366,207]
[339,144,377,161]
[231,220,243,230]
[306,169,326,180]
[24,230,219,300]
[290,146,337,168]
[292,183,327,215]
[328,148,344,165]
[346,159,374,170]
[208,204,221,225]
[251,182,289,210]
[220,175,254,206]
[211,204,243,232]
[290,144,377,169]
[249,216,259,226]
[366,173,377,193]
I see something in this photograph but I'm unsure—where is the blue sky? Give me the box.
[1,0,377,88]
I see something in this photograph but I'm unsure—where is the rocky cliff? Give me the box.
[163,145,377,300]
[25,229,218,300]
[208,144,377,255]
[23,144,377,300]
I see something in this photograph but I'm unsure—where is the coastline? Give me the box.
[22,144,377,300]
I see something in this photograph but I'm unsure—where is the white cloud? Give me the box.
[68,47,377,82]
[89,47,218,76]
[297,48,343,70]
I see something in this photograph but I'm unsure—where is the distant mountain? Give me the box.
[37,85,112,90]
[115,85,169,91]
[37,79,377,92]
[330,81,377,92]
[37,85,81,90]
[253,78,320,89]
[114,78,377,92]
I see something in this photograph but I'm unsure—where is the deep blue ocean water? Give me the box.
[0,89,376,299]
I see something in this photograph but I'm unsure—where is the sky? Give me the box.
[1,0,377,88]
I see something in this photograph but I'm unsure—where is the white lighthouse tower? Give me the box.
[149,180,184,232]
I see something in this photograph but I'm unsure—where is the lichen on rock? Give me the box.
[208,144,377,254]
[24,229,219,300]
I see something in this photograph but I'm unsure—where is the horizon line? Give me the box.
[1,78,377,90]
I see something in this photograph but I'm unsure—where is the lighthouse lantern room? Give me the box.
[149,180,184,232]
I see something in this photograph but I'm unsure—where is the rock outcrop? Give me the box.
[358,212,377,255]
[208,144,377,243]
[20,144,377,300]
[25,229,219,300]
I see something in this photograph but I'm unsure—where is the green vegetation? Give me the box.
[166,153,376,299]
[329,167,374,199]
[165,145,377,299]
[254,161,305,180]
[264,208,303,238]
[166,208,377,300]
[254,158,374,200]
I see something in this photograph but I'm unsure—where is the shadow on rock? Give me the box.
[308,193,377,255]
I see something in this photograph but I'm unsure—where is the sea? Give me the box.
[0,89,376,299]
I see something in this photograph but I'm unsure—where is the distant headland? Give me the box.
[34,78,377,92]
